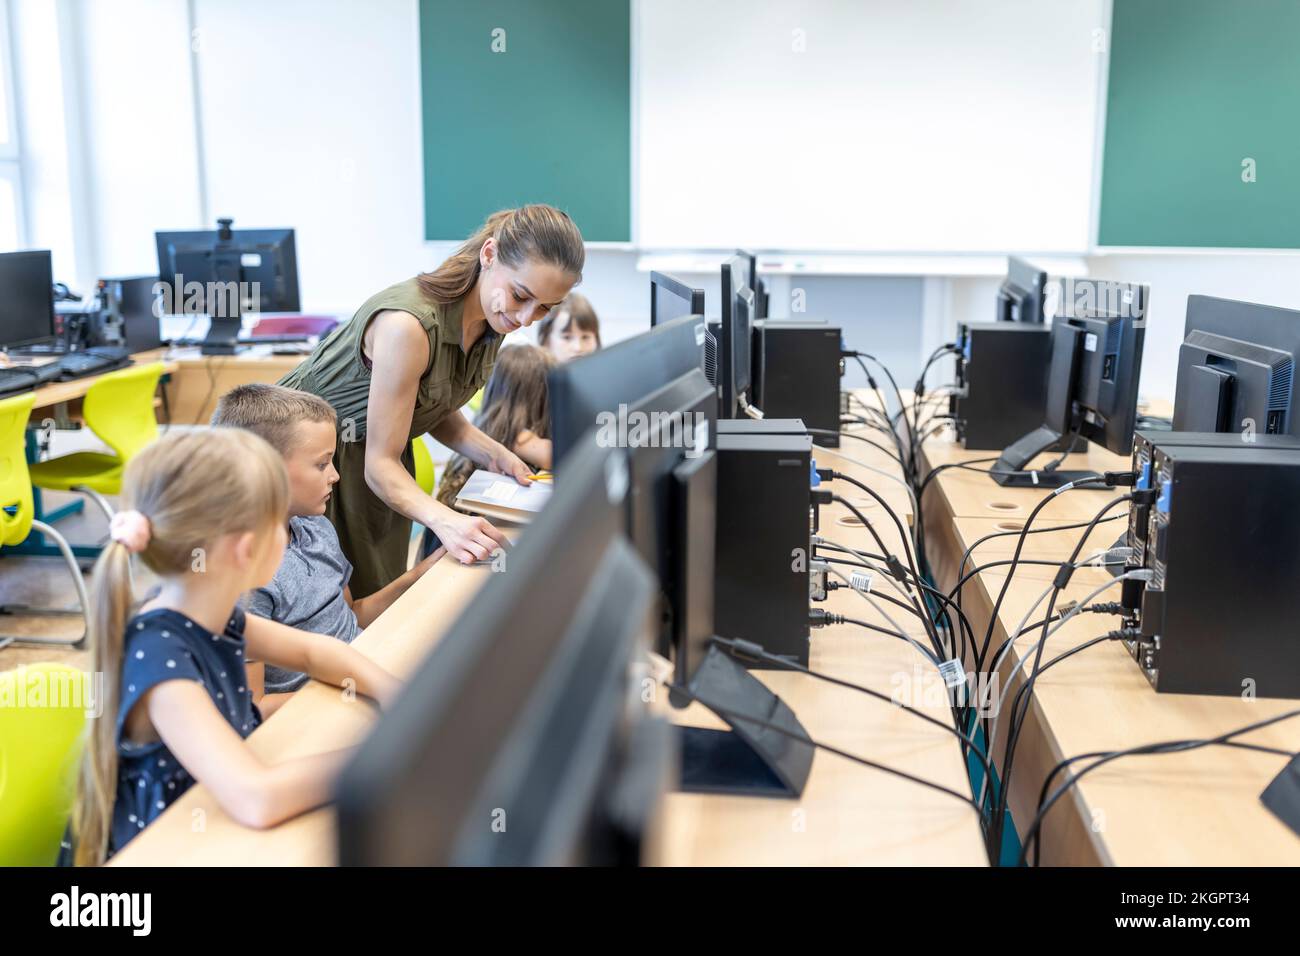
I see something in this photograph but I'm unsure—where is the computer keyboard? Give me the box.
[52,346,131,381]
[0,362,61,397]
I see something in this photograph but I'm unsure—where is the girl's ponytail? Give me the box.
[71,541,134,866]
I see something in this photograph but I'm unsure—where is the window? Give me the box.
[0,0,24,251]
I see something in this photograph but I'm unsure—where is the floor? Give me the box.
[2,424,153,671]
[0,485,106,670]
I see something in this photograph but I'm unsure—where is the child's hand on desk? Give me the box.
[369,670,404,711]
[412,545,447,577]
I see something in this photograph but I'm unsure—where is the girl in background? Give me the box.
[536,293,601,363]
[71,429,400,865]
[437,344,554,509]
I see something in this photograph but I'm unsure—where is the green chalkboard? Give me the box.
[1098,0,1300,248]
[419,0,630,242]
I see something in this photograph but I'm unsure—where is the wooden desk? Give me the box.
[155,347,310,426]
[113,448,987,867]
[658,484,985,866]
[25,351,179,413]
[921,435,1300,866]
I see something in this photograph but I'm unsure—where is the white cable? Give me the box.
[816,534,925,624]
[977,570,1150,808]
[825,566,946,675]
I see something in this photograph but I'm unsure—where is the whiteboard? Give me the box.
[635,0,1106,254]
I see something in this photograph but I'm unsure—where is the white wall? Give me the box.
[77,0,202,278]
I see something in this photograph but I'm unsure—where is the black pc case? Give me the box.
[1128,435,1300,698]
[750,321,842,447]
[714,429,812,667]
[950,321,1054,450]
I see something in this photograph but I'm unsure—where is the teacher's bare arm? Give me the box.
[361,310,508,564]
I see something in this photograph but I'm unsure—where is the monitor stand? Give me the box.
[989,426,1103,489]
[673,644,814,798]
[201,316,243,356]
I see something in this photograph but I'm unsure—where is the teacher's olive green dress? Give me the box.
[279,278,502,597]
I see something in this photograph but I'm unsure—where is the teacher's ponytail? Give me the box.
[419,205,585,304]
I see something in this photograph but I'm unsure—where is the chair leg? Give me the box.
[0,520,89,648]
[72,485,116,525]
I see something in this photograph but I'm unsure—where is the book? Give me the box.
[454,469,553,523]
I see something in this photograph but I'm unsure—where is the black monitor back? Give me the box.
[720,255,753,416]
[650,271,705,327]
[735,249,768,319]
[623,369,716,655]
[155,225,300,314]
[996,257,1047,324]
[1174,295,1300,438]
[550,314,707,465]
[335,434,661,865]
[1058,279,1148,455]
[669,449,716,702]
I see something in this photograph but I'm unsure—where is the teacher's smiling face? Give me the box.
[478,236,577,335]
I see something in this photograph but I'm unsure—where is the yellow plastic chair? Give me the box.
[0,392,90,648]
[29,362,164,524]
[0,663,88,865]
[412,435,436,495]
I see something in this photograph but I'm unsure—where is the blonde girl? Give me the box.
[71,429,400,865]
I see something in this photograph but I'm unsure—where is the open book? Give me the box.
[453,469,553,524]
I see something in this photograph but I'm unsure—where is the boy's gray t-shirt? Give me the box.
[246,515,360,693]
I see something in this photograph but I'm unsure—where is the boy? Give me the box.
[212,383,444,694]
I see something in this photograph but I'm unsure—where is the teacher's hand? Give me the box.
[433,510,511,565]
[487,445,535,486]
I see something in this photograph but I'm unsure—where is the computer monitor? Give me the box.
[551,325,811,796]
[622,369,716,656]
[550,314,709,466]
[992,279,1148,487]
[720,255,754,418]
[156,218,299,353]
[335,432,672,865]
[551,322,716,652]
[1174,295,1300,438]
[649,271,705,327]
[736,249,768,320]
[997,257,1048,324]
[0,251,56,350]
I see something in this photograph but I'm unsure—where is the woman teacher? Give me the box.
[280,204,584,593]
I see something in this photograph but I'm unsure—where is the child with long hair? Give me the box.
[437,344,554,508]
[536,293,601,363]
[70,429,400,865]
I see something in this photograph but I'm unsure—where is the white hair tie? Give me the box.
[109,510,152,554]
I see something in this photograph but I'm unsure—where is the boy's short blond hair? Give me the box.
[211,383,337,454]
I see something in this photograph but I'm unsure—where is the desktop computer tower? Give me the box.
[951,322,1053,450]
[716,418,807,437]
[714,429,812,668]
[1126,435,1300,698]
[94,276,161,350]
[750,321,842,447]
[1126,430,1300,570]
